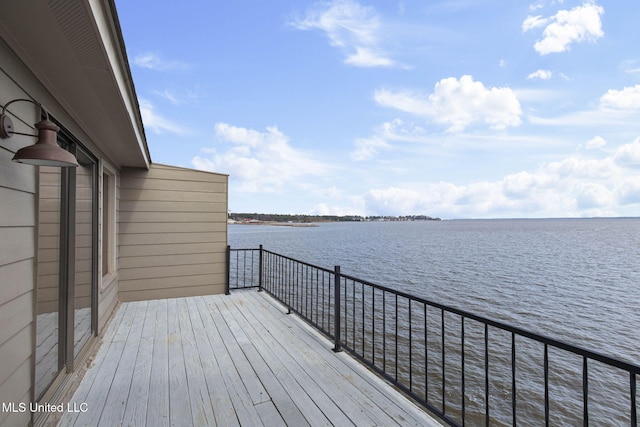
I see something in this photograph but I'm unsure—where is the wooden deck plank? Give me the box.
[244,291,438,427]
[213,297,312,427]
[146,298,170,427]
[221,296,341,426]
[166,298,193,427]
[98,301,148,426]
[59,291,442,427]
[61,302,135,427]
[200,296,270,406]
[194,296,266,427]
[235,292,403,426]
[226,294,382,426]
[121,300,156,426]
[176,298,217,426]
[185,297,242,427]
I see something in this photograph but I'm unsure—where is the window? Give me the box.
[102,168,115,278]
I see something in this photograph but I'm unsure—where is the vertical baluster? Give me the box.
[512,332,516,427]
[372,288,376,366]
[544,344,549,427]
[442,309,446,415]
[333,265,341,352]
[631,372,637,427]
[395,294,399,381]
[362,282,365,357]
[383,291,387,374]
[425,303,428,404]
[409,299,413,392]
[485,323,489,427]
[461,316,465,426]
[583,356,589,427]
[353,280,357,350]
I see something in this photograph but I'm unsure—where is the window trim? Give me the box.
[100,161,117,287]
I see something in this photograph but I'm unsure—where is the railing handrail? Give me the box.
[337,271,640,374]
[228,246,640,426]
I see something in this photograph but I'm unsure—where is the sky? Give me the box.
[115,0,640,219]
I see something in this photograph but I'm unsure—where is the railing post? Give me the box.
[333,265,342,352]
[225,245,231,295]
[258,244,264,292]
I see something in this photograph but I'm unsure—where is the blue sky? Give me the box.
[116,0,640,218]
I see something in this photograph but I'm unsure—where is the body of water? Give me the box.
[229,218,640,424]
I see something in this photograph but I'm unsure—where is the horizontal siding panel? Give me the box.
[118,164,227,301]
[0,187,35,227]
[0,359,31,427]
[0,148,36,194]
[119,283,226,302]
[0,260,34,306]
[119,272,223,292]
[118,242,223,258]
[37,260,58,275]
[0,292,33,350]
[120,188,226,203]
[119,176,226,192]
[0,227,34,266]
[119,200,225,213]
[119,221,226,235]
[38,223,61,237]
[119,263,218,281]
[0,326,31,386]
[120,232,225,246]
[119,211,227,224]
[118,252,224,269]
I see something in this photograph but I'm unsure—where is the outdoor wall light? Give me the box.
[0,99,78,167]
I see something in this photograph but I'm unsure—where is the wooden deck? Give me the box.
[59,290,442,426]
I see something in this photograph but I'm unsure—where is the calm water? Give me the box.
[230,218,639,363]
[229,218,640,424]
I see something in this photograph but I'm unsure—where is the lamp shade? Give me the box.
[12,118,79,167]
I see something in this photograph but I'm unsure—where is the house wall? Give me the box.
[0,36,124,425]
[0,55,40,427]
[118,164,228,301]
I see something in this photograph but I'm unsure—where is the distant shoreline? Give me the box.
[229,220,318,227]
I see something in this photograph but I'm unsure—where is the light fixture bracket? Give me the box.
[0,112,14,139]
[0,98,79,167]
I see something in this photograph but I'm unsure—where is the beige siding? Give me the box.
[118,164,228,301]
[37,167,61,315]
[0,74,37,427]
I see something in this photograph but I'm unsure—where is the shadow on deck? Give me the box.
[58,290,442,426]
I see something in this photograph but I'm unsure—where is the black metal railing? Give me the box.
[226,247,261,293]
[227,246,640,426]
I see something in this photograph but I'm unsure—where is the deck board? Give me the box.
[59,291,442,427]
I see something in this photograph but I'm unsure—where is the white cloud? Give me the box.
[358,138,640,218]
[522,15,548,32]
[351,136,390,161]
[154,88,201,105]
[290,0,400,68]
[614,137,640,168]
[523,3,604,55]
[374,89,431,116]
[375,75,522,132]
[585,135,607,149]
[620,60,640,75]
[133,52,189,71]
[527,69,553,80]
[600,84,640,110]
[138,99,186,134]
[192,123,330,193]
